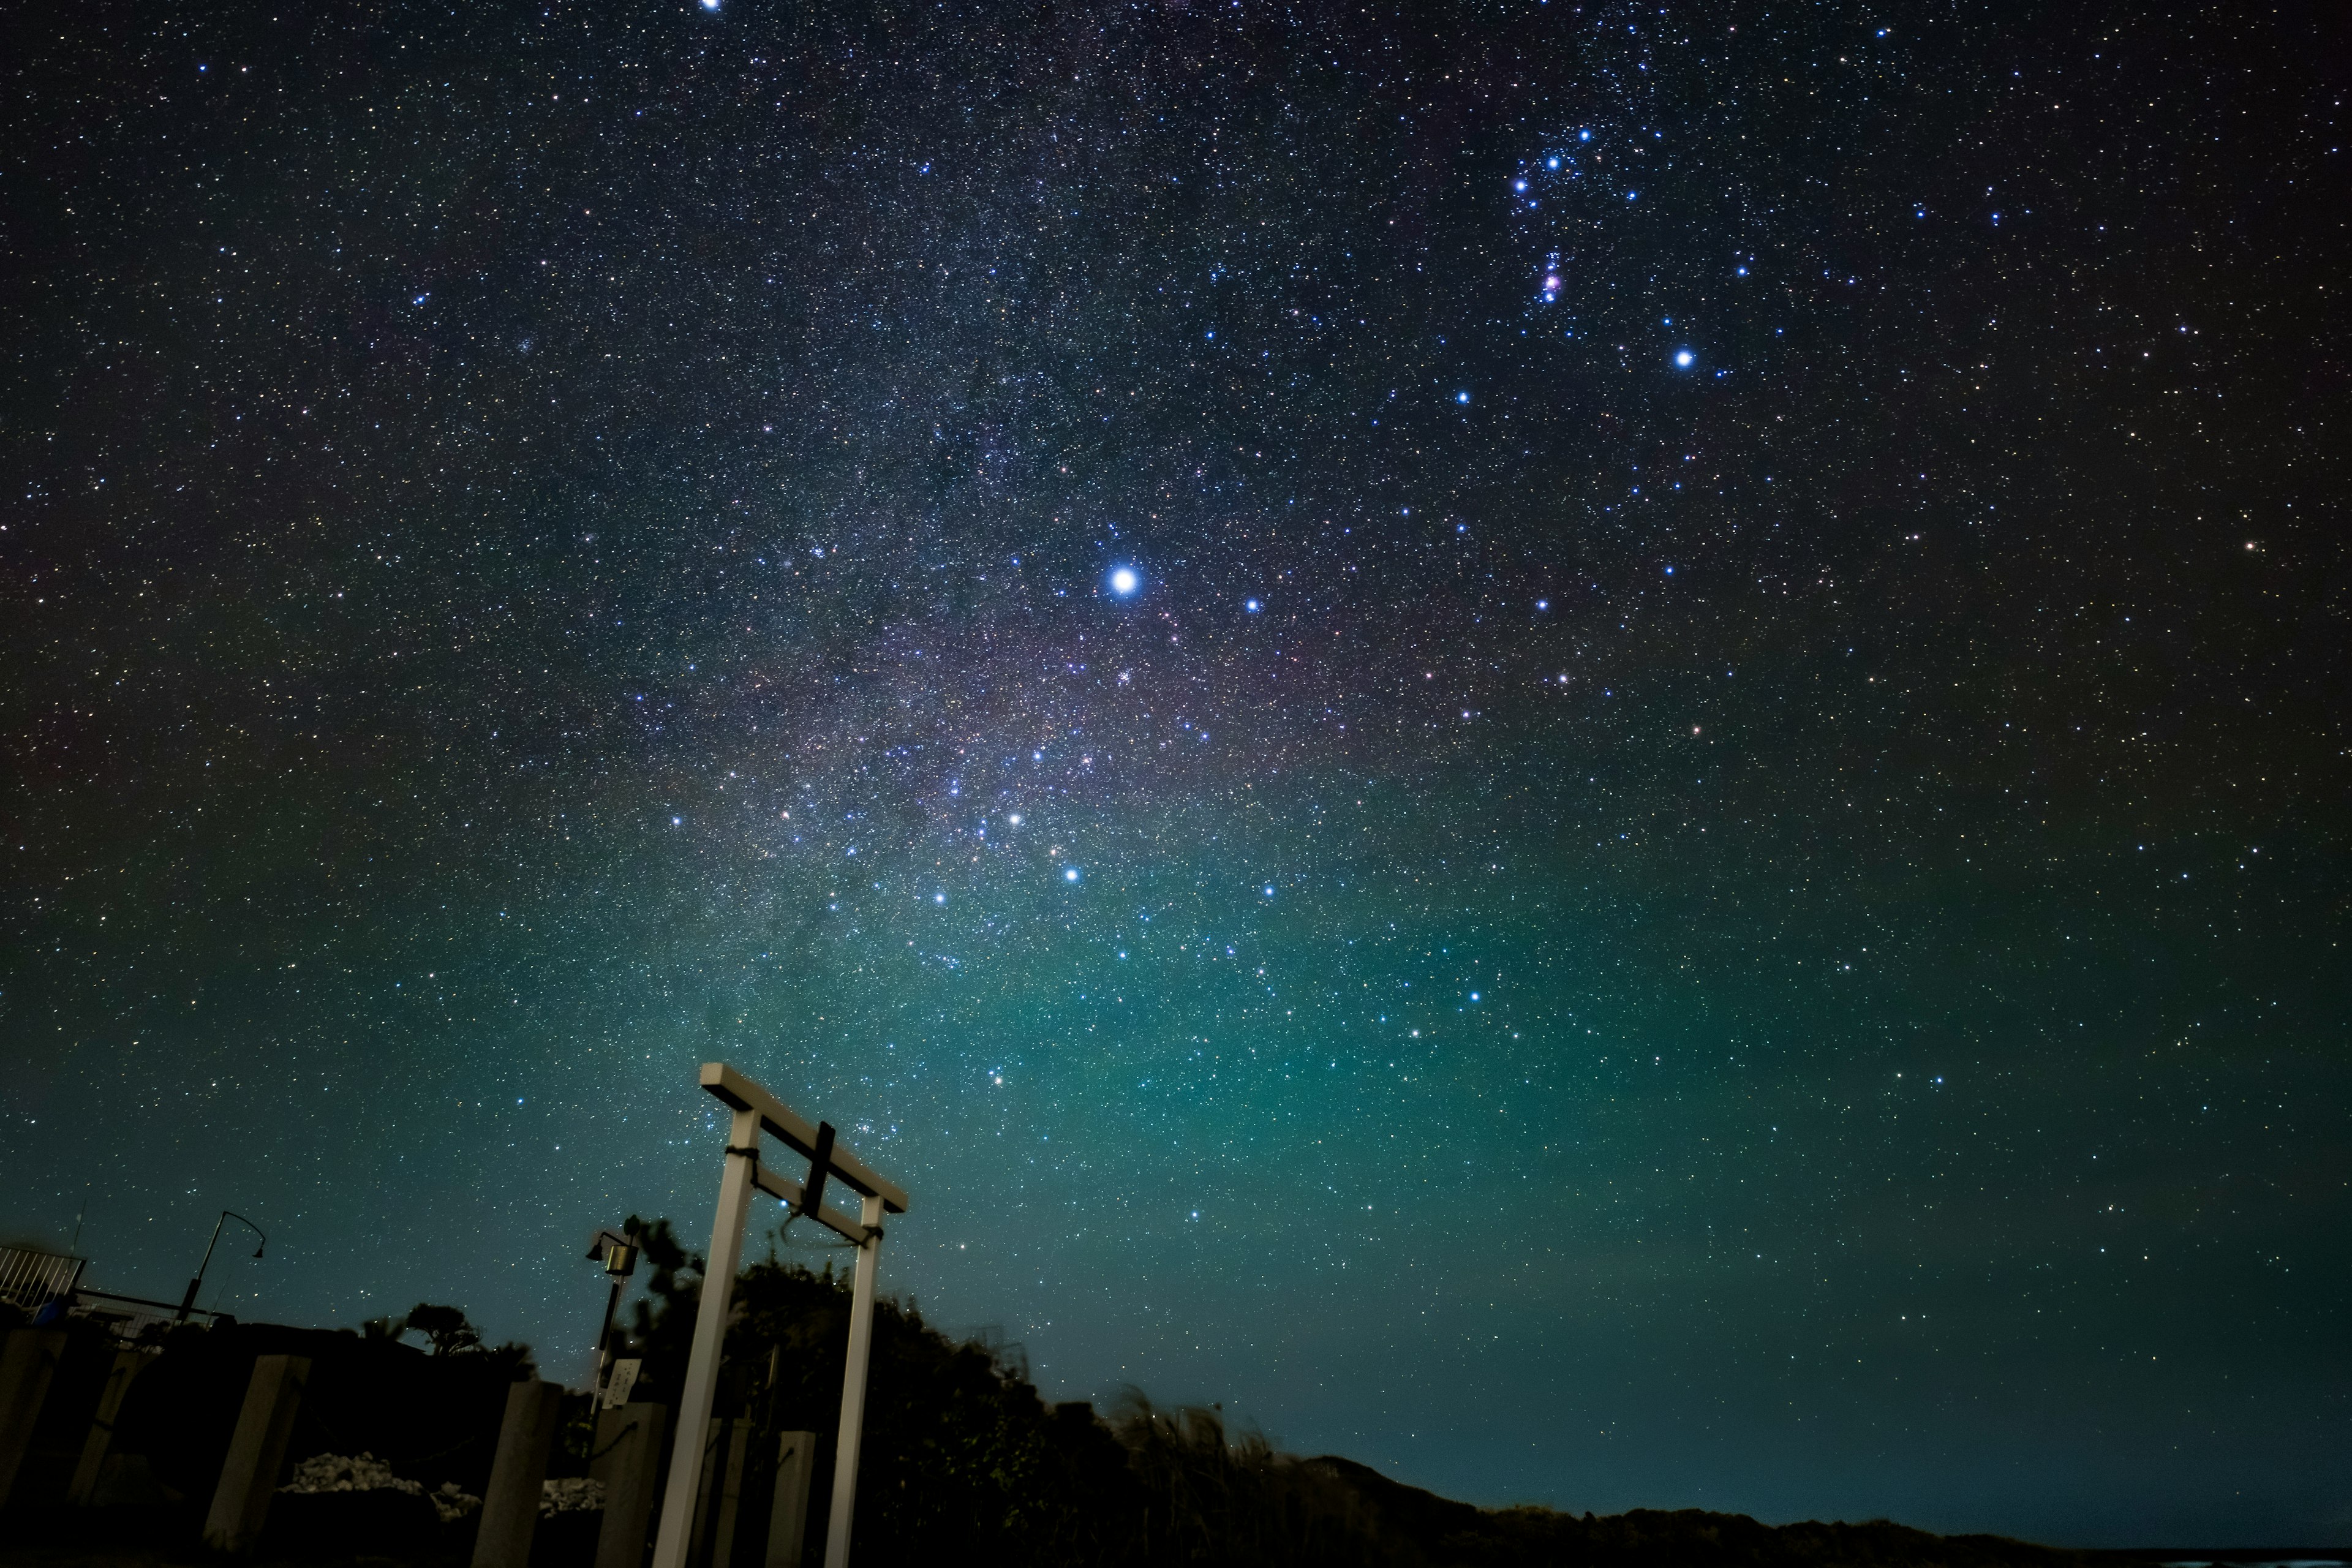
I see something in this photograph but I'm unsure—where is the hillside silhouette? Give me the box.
[0,1223,2120,1568]
[598,1216,2106,1568]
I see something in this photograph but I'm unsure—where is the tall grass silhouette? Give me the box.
[1108,1391,1391,1567]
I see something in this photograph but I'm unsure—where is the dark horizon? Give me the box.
[6,0,2347,1549]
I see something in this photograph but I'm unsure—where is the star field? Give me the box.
[4,0,2348,1546]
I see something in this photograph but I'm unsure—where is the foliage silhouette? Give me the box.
[613,1216,1135,1567]
[608,1216,2097,1568]
[1110,1392,1391,1567]
[399,1303,486,1357]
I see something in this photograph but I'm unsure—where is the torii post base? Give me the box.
[646,1065,909,1568]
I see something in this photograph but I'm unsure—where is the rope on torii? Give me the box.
[648,1063,911,1568]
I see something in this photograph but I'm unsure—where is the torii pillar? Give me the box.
[649,1063,910,1568]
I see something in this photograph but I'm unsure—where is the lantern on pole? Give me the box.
[582,1226,639,1407]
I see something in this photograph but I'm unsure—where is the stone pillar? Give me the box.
[202,1354,311,1554]
[590,1403,667,1568]
[0,1330,69,1509]
[690,1418,752,1568]
[471,1379,565,1568]
[763,1431,817,1568]
[67,1349,154,1506]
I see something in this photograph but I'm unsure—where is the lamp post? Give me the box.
[178,1210,266,1322]
[583,1227,639,1405]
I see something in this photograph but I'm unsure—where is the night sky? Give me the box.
[6,0,2349,1547]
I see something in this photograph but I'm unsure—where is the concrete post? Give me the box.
[821,1193,886,1568]
[0,1330,69,1509]
[591,1403,667,1568]
[471,1379,565,1568]
[202,1354,311,1554]
[67,1349,154,1506]
[763,1431,816,1568]
[690,1418,752,1568]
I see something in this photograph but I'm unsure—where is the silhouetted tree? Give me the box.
[402,1303,484,1357]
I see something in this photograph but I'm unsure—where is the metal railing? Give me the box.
[1,1247,231,1340]
[72,1286,229,1341]
[0,1244,86,1311]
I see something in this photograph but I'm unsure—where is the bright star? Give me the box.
[1008,813,1022,826]
[1065,867,1081,882]
[1455,390,1471,404]
[1109,567,1139,596]
[1245,598,1262,612]
[1675,350,1694,367]
[933,892,946,904]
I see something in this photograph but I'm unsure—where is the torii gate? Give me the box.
[649,1063,911,1568]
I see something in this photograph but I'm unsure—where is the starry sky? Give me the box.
[6,0,2349,1547]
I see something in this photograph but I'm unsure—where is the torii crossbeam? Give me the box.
[649,1063,911,1568]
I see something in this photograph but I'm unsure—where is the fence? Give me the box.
[0,1247,224,1340]
[0,1245,86,1312]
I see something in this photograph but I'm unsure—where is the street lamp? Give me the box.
[178,1210,266,1322]
[584,1227,639,1406]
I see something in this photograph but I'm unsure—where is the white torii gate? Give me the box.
[649,1063,911,1568]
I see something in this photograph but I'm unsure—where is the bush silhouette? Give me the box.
[603,1216,2096,1568]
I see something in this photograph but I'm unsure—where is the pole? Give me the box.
[590,1276,624,1407]
[649,1107,760,1568]
[179,1210,266,1322]
[821,1193,885,1568]
[178,1212,229,1322]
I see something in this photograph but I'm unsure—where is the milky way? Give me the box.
[6,0,2346,1545]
